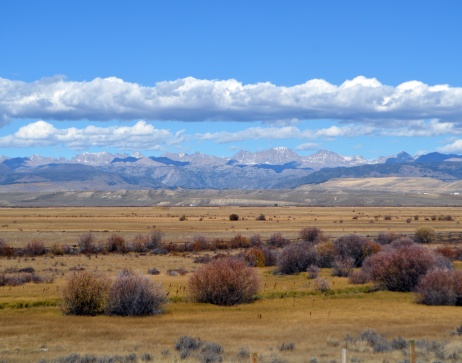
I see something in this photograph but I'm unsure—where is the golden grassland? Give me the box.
[1,206,462,362]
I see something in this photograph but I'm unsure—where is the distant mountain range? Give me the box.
[1,148,462,191]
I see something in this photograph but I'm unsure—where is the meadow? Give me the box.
[1,206,462,363]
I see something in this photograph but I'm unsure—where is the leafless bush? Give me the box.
[348,270,370,284]
[315,241,336,268]
[78,232,97,254]
[416,269,462,306]
[361,244,451,292]
[106,269,167,316]
[306,265,320,279]
[189,257,260,306]
[333,234,381,267]
[146,230,164,250]
[23,240,46,256]
[190,234,211,251]
[267,233,290,248]
[299,227,326,243]
[315,277,331,292]
[61,271,110,315]
[375,232,406,245]
[131,234,149,252]
[249,234,264,247]
[261,246,278,266]
[277,243,318,274]
[106,234,128,253]
[229,234,251,249]
[0,239,15,257]
[331,257,355,277]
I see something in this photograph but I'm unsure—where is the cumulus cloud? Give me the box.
[0,120,184,150]
[380,119,461,137]
[1,76,462,127]
[437,140,462,153]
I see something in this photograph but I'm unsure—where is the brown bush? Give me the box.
[23,240,47,256]
[146,230,164,250]
[189,234,210,251]
[78,232,97,254]
[229,213,239,221]
[189,257,260,306]
[277,243,318,274]
[131,234,149,252]
[414,226,436,244]
[267,233,290,248]
[106,234,128,253]
[249,234,264,247]
[261,246,278,266]
[375,232,406,245]
[333,234,380,268]
[245,248,266,267]
[415,269,458,306]
[316,241,336,268]
[361,244,451,292]
[299,227,325,243]
[0,239,15,257]
[61,271,110,315]
[229,234,250,249]
[106,269,167,316]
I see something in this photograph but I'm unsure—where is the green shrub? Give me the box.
[414,226,436,244]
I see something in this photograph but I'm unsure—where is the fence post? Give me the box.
[409,339,415,363]
[341,348,346,363]
[250,352,257,363]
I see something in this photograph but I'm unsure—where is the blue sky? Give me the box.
[1,0,462,160]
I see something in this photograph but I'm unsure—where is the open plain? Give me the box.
[1,206,462,363]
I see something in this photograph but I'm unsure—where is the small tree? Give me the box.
[189,257,260,306]
[229,213,239,221]
[61,271,110,315]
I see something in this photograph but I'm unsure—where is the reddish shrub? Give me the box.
[78,232,97,254]
[131,234,149,252]
[0,239,15,257]
[229,234,250,249]
[189,234,210,251]
[299,227,326,244]
[213,239,229,250]
[332,257,355,277]
[349,270,369,284]
[267,233,290,248]
[106,234,128,253]
[361,244,451,292]
[277,243,318,274]
[415,269,457,305]
[24,240,47,256]
[189,257,260,306]
[333,234,380,267]
[375,232,406,245]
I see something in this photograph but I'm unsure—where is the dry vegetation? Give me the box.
[1,206,462,362]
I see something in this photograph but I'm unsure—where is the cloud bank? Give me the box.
[1,76,462,126]
[0,120,185,150]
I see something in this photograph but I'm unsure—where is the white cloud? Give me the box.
[437,139,462,153]
[0,120,184,150]
[295,142,320,151]
[196,124,375,144]
[1,76,462,127]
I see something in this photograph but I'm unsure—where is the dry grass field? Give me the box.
[1,206,462,363]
